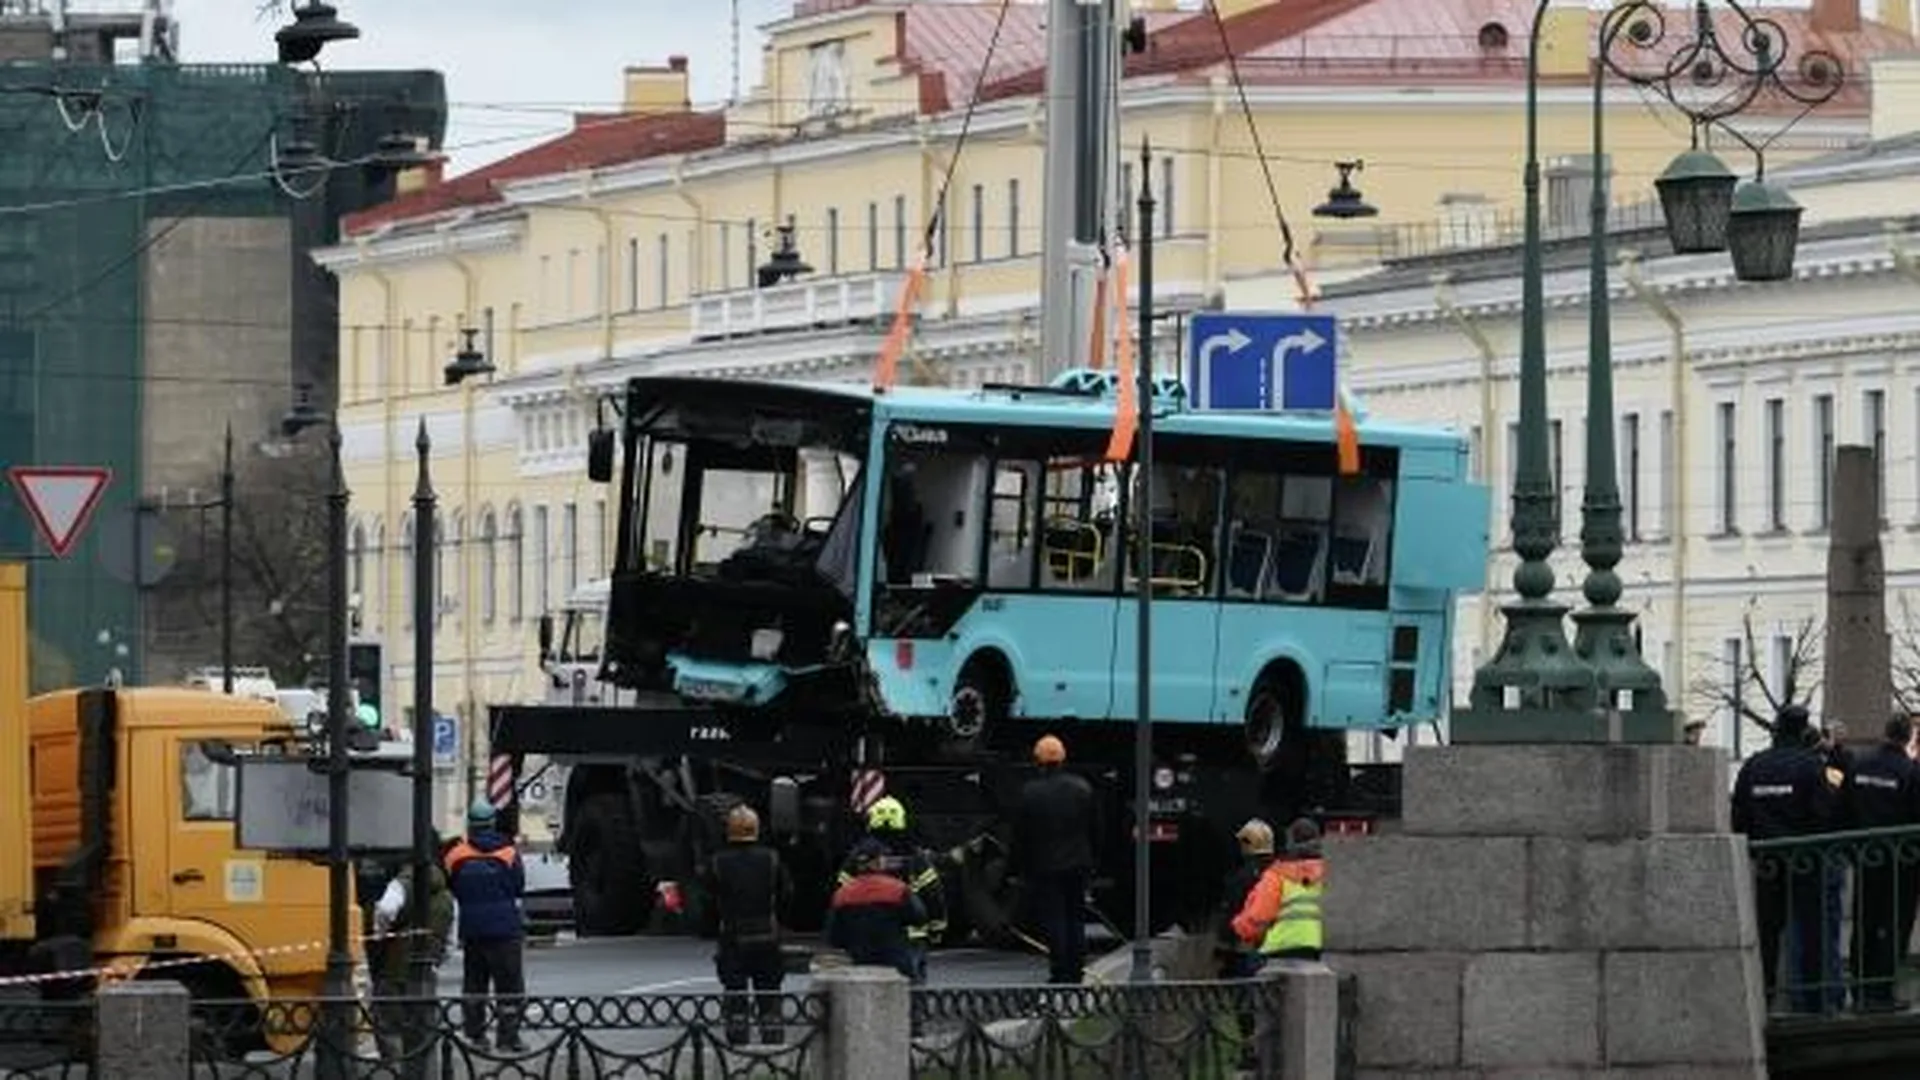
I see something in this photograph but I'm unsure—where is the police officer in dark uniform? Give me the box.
[702,805,792,1046]
[1732,704,1840,1013]
[1014,734,1099,985]
[1844,715,1920,1011]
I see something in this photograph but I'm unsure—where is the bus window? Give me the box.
[1039,456,1119,592]
[1131,462,1221,597]
[987,460,1039,589]
[1225,467,1327,604]
[880,449,986,586]
[1330,476,1394,588]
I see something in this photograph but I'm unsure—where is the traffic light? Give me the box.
[347,641,382,720]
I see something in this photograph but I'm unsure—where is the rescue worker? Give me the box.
[1843,715,1920,1011]
[837,795,944,983]
[1732,705,1839,1014]
[1013,734,1098,985]
[826,839,925,978]
[1214,819,1278,980]
[702,805,792,1046]
[1230,818,1326,964]
[444,798,527,1050]
[370,835,456,1060]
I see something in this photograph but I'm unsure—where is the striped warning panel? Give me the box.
[488,754,515,808]
[849,769,886,814]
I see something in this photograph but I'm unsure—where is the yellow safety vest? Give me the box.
[1257,860,1325,955]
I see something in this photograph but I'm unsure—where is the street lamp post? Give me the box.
[1454,0,1842,745]
[408,420,438,1063]
[1129,137,1156,986]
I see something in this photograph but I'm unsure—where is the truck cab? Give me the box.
[538,578,629,708]
[15,687,347,1009]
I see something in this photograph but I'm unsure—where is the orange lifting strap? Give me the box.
[1288,261,1360,476]
[1104,243,1136,463]
[871,254,929,393]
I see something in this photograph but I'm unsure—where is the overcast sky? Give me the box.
[168,0,793,170]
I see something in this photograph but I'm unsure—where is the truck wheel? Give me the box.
[569,791,654,937]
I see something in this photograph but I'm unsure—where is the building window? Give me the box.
[866,201,879,271]
[1770,633,1793,702]
[562,502,579,596]
[479,509,497,624]
[968,184,984,263]
[400,514,415,629]
[826,207,840,275]
[1503,420,1518,537]
[656,234,670,307]
[893,196,907,267]
[626,239,640,311]
[1721,635,1743,747]
[1765,397,1785,531]
[1716,401,1737,534]
[1468,424,1484,481]
[1658,409,1675,538]
[931,195,946,267]
[1549,418,1564,530]
[1007,179,1020,257]
[506,506,524,623]
[746,218,758,285]
[533,505,550,615]
[1814,392,1833,529]
[1160,156,1175,236]
[538,256,551,320]
[593,243,607,314]
[593,498,608,579]
[1120,163,1135,237]
[1621,412,1640,541]
[349,523,366,597]
[437,514,454,627]
[565,248,579,317]
[1866,387,1886,520]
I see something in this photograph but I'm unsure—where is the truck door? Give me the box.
[158,735,331,952]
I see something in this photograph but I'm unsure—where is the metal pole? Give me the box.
[1129,137,1155,986]
[321,423,352,1078]
[1039,0,1083,379]
[409,421,438,1059]
[221,423,234,695]
[130,496,144,684]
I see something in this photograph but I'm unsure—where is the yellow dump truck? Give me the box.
[0,563,350,1046]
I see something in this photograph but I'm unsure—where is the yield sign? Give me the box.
[7,466,111,558]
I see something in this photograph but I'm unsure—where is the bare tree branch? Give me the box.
[1688,607,1822,738]
[1891,593,1920,715]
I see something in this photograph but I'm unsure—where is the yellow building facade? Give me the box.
[313,0,1908,791]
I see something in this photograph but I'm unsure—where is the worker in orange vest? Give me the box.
[445,798,527,1051]
[1230,817,1326,964]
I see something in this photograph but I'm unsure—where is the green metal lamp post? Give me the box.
[1454,0,1841,745]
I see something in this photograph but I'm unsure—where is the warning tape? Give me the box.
[0,926,438,989]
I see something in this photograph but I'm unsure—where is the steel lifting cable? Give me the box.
[874,0,1015,392]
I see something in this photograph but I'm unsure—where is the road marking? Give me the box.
[618,975,719,995]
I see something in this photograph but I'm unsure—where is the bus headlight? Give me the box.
[1152,766,1176,792]
[751,628,785,661]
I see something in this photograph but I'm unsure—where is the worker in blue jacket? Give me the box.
[445,798,527,1051]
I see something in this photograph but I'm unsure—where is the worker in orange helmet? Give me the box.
[1013,734,1099,983]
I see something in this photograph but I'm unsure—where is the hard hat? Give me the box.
[867,795,907,833]
[1236,818,1275,855]
[726,804,760,842]
[1033,734,1066,766]
[467,797,498,826]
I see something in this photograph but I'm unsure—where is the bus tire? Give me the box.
[1245,664,1308,777]
[949,655,1012,744]
[569,791,655,937]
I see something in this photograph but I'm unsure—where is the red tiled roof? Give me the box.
[343,110,726,236]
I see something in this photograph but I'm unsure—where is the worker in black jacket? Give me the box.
[1732,705,1840,1014]
[702,805,793,1046]
[837,795,944,983]
[1844,715,1920,1011]
[1013,734,1099,985]
[826,839,925,977]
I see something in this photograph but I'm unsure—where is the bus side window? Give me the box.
[882,452,985,585]
[1331,477,1394,587]
[1039,457,1117,592]
[988,461,1039,589]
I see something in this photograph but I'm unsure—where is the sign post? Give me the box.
[7,466,111,557]
[1186,312,1339,411]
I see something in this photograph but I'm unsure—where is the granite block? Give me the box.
[1602,950,1767,1065]
[1323,836,1528,951]
[1579,835,1756,951]
[96,980,189,1080]
[1461,952,1600,1067]
[1401,745,1725,839]
[818,966,911,1080]
[1328,952,1466,1069]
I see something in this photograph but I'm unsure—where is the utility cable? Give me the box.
[921,0,1015,260]
[1204,0,1297,268]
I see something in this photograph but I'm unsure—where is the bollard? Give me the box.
[96,981,191,1079]
[1265,961,1340,1080]
[814,965,910,1080]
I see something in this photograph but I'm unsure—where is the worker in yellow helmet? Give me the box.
[837,794,944,983]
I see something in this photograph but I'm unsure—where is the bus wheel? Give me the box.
[948,657,1011,744]
[1245,666,1308,776]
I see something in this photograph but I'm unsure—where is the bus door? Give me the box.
[1111,457,1224,723]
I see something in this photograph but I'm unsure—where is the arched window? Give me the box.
[505,504,525,623]
[399,513,415,629]
[436,512,455,627]
[371,520,386,632]
[349,521,366,598]
[479,507,498,624]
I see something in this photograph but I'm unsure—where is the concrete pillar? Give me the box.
[95,981,190,1078]
[815,966,909,1080]
[1268,962,1340,1080]
[1823,444,1891,736]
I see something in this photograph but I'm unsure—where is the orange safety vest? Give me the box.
[444,839,518,875]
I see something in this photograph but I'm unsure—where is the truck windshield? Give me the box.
[557,609,604,663]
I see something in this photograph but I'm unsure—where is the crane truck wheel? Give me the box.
[568,791,655,937]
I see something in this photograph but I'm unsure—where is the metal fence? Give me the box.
[908,980,1284,1079]
[1750,824,1920,1018]
[0,998,93,1079]
[186,992,827,1079]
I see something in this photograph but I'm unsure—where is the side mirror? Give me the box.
[537,614,555,661]
[587,429,615,483]
[768,777,801,836]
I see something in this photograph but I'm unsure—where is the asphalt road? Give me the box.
[438,931,1074,997]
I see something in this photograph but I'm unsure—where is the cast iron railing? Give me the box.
[0,998,93,1079]
[1750,823,1920,1018]
[909,980,1284,1079]
[188,992,826,1078]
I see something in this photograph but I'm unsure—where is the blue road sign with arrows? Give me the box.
[432,714,459,767]
[1187,312,1339,411]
